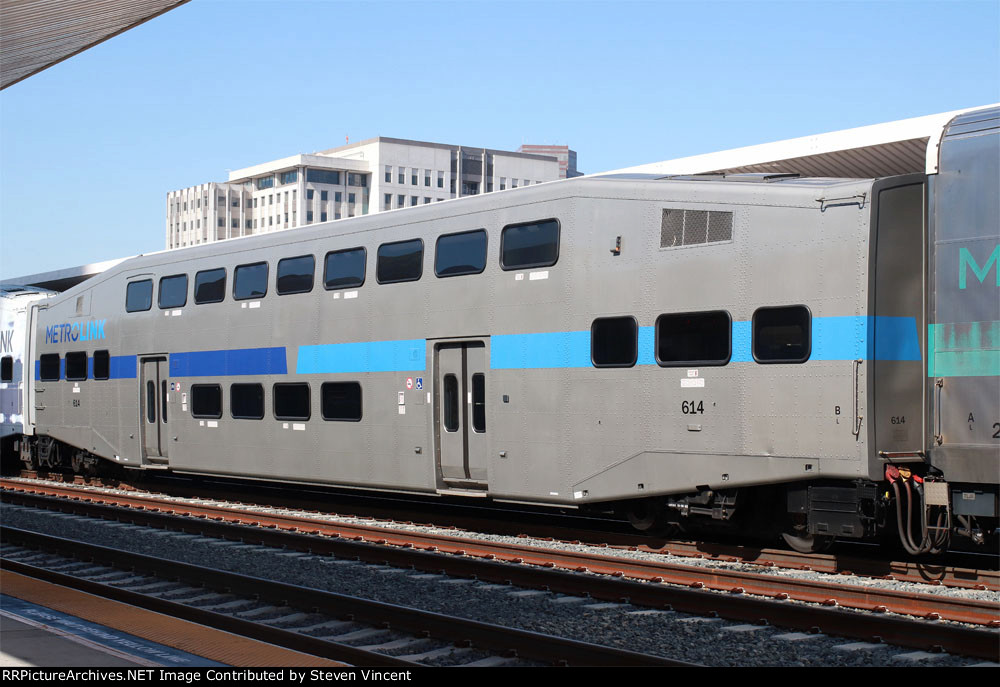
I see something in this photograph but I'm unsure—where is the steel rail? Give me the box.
[2,487,998,660]
[15,472,997,592]
[3,481,996,627]
[0,526,695,667]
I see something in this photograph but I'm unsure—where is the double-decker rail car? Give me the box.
[11,109,998,553]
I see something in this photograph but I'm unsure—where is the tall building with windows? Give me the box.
[517,144,582,178]
[166,137,568,249]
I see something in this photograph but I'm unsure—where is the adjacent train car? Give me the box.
[10,108,999,553]
[1,285,53,460]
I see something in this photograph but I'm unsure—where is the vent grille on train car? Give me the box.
[661,209,733,248]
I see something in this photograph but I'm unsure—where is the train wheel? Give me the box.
[626,499,664,532]
[781,529,835,553]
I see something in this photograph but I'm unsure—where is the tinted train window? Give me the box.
[234,262,268,300]
[591,317,638,367]
[324,247,366,289]
[125,280,153,312]
[191,384,223,418]
[274,383,310,420]
[377,239,423,283]
[656,311,731,367]
[443,374,459,431]
[321,382,362,421]
[93,350,110,380]
[65,352,88,381]
[231,383,264,420]
[435,229,487,277]
[472,373,485,432]
[158,274,188,309]
[753,305,811,363]
[1,356,12,382]
[501,219,559,270]
[39,354,60,381]
[277,255,315,295]
[194,268,226,304]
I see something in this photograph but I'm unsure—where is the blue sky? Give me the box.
[1,0,998,278]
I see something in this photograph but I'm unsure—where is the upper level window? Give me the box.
[255,176,274,190]
[125,280,153,312]
[377,239,423,284]
[435,229,487,278]
[324,247,366,290]
[591,317,638,367]
[234,262,268,300]
[280,170,298,185]
[65,351,88,381]
[277,255,314,295]
[39,354,60,381]
[656,311,731,367]
[500,219,559,270]
[384,165,392,183]
[158,274,188,309]
[753,305,811,363]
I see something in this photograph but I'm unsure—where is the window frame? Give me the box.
[434,229,488,278]
[655,310,733,368]
[230,383,265,420]
[273,382,311,421]
[276,254,315,296]
[125,279,153,312]
[157,273,188,309]
[321,382,363,422]
[500,218,560,271]
[323,247,366,290]
[752,304,812,364]
[376,238,424,285]
[64,351,88,381]
[194,268,227,304]
[93,350,110,380]
[590,316,639,368]
[190,384,223,419]
[39,354,60,381]
[233,261,269,301]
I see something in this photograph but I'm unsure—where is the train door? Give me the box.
[139,356,169,464]
[871,180,927,458]
[434,340,488,489]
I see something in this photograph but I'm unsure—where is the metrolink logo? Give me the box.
[959,245,999,289]
[45,320,106,344]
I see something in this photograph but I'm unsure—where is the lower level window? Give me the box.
[753,305,811,363]
[231,383,264,419]
[591,316,638,367]
[274,383,310,420]
[191,384,222,418]
[321,382,362,421]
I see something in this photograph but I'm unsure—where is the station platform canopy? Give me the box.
[609,104,999,179]
[1,257,130,292]
[1,0,189,90]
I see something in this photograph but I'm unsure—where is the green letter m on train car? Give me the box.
[959,245,1000,289]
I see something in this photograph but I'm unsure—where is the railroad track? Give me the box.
[1,527,693,667]
[13,472,998,592]
[3,481,998,661]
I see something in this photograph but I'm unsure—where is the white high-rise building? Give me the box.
[166,137,566,249]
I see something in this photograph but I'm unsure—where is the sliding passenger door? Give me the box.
[435,340,488,489]
[139,355,169,464]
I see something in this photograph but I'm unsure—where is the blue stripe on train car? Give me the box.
[492,316,922,369]
[296,339,426,374]
[170,348,287,377]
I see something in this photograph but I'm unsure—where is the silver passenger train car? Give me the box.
[10,109,999,553]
